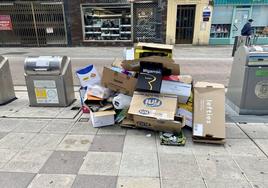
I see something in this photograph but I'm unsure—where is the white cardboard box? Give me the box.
[160,80,191,104]
[90,110,115,128]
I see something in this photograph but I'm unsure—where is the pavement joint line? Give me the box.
[236,123,268,158]
[192,153,209,188]
[155,134,162,188]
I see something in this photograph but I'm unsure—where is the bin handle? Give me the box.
[34,68,48,71]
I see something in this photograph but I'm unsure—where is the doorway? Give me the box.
[176,5,196,44]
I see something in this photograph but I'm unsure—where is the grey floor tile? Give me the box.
[254,139,268,155]
[41,120,75,134]
[205,180,252,188]
[251,181,268,188]
[28,174,76,188]
[0,132,8,140]
[68,122,98,135]
[159,153,201,181]
[79,152,121,176]
[0,149,19,168]
[234,156,268,182]
[0,172,35,188]
[72,175,117,188]
[97,125,127,135]
[24,134,65,150]
[0,133,36,149]
[9,107,62,118]
[226,123,248,139]
[192,142,229,156]
[12,120,49,133]
[195,155,245,181]
[238,124,268,139]
[40,151,86,174]
[226,139,266,157]
[119,152,159,177]
[123,134,156,153]
[162,179,206,188]
[126,129,156,136]
[57,135,94,151]
[2,150,52,173]
[117,177,160,188]
[89,135,125,152]
[0,119,22,132]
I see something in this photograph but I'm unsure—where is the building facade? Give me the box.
[166,0,213,45]
[210,0,268,45]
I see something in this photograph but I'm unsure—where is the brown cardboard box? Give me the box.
[193,82,225,141]
[128,92,184,132]
[111,58,123,68]
[101,67,137,96]
[122,56,180,75]
[128,92,178,121]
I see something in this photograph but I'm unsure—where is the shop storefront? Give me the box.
[68,0,167,46]
[0,0,68,47]
[166,0,213,45]
[210,0,268,45]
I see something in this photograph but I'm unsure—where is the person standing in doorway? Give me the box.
[241,19,254,45]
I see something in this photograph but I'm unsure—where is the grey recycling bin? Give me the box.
[24,56,75,107]
[0,56,16,105]
[227,45,268,115]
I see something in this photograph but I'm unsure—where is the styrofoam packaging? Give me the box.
[112,93,132,109]
[76,65,101,88]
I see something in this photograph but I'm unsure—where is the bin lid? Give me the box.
[24,56,68,75]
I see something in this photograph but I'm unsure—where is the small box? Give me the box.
[90,110,115,128]
[101,67,137,96]
[136,62,163,93]
[193,82,225,142]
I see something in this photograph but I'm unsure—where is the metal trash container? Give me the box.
[24,56,75,107]
[227,45,268,115]
[0,56,16,105]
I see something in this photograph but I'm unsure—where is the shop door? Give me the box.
[0,2,67,47]
[176,5,195,44]
[232,8,250,38]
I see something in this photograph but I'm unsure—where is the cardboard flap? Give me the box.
[136,43,174,51]
[194,82,225,89]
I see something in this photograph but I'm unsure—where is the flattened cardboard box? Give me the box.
[193,82,226,139]
[101,67,137,96]
[122,56,180,75]
[133,115,185,133]
[128,92,178,120]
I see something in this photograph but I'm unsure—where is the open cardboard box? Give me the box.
[122,56,180,75]
[101,67,137,96]
[134,43,173,59]
[193,82,226,144]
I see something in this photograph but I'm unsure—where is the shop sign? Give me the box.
[202,7,211,22]
[0,15,13,31]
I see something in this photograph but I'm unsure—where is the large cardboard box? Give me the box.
[122,56,180,75]
[128,92,184,132]
[128,92,177,120]
[193,82,225,140]
[101,67,137,96]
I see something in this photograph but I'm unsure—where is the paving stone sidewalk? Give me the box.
[0,91,268,188]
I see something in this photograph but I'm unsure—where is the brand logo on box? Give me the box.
[143,98,162,107]
[139,109,150,115]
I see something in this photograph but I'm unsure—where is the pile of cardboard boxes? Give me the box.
[78,43,226,144]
